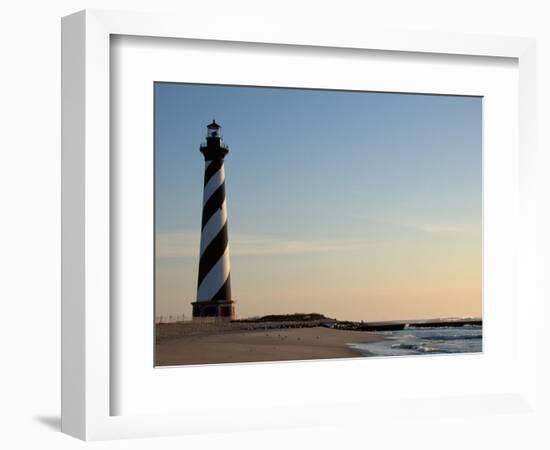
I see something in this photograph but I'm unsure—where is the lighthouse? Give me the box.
[191,120,235,319]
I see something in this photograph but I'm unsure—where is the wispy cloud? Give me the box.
[156,231,360,258]
[407,223,465,233]
[347,212,469,235]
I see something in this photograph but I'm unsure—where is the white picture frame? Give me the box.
[61,9,537,441]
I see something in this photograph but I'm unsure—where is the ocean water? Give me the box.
[349,326,482,357]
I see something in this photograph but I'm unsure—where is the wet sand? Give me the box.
[155,325,382,366]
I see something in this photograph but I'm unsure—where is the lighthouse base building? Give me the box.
[192,120,236,320]
[191,299,235,319]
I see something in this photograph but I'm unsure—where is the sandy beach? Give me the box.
[155,325,383,366]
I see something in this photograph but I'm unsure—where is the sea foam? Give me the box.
[349,326,482,357]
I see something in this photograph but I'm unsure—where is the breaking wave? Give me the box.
[348,326,483,357]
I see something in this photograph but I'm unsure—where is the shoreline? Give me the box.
[155,325,383,366]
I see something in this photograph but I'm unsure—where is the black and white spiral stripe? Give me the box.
[197,159,231,301]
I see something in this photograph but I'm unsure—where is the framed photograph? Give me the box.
[153,83,483,367]
[61,9,537,441]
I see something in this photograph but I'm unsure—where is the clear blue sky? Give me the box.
[155,83,482,321]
